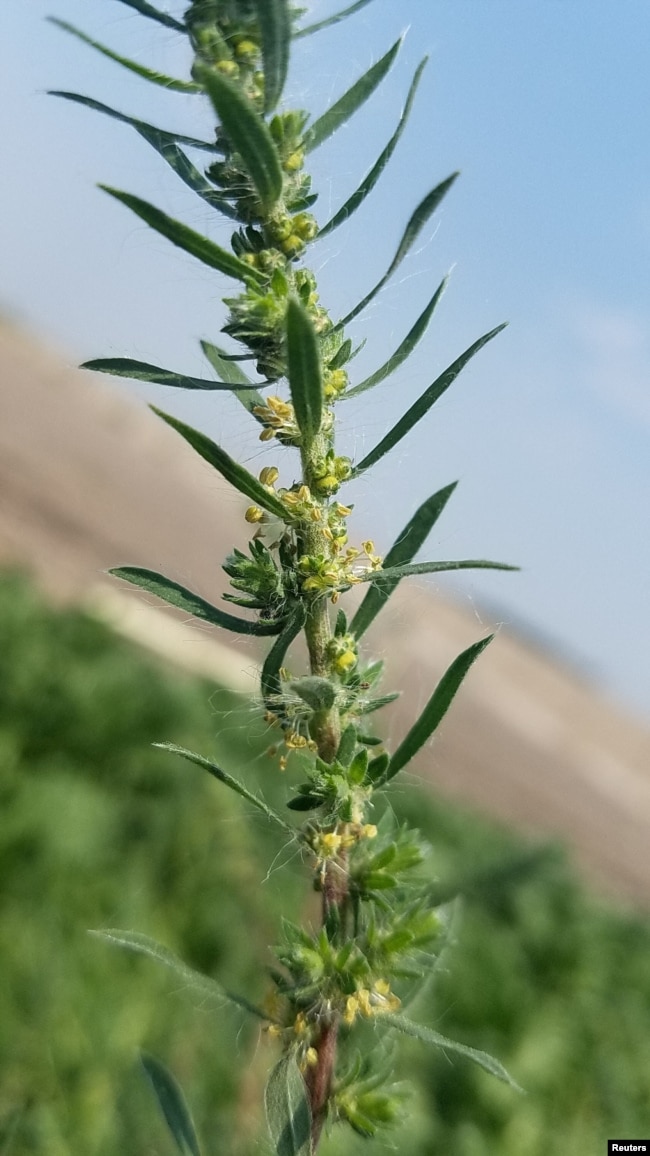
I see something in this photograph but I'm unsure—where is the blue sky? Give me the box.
[3,1,650,719]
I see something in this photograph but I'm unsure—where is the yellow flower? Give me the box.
[320,832,343,855]
[245,505,265,524]
[253,397,300,444]
[344,995,359,1025]
[234,38,258,59]
[259,465,279,486]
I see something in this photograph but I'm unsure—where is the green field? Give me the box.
[1,572,648,1155]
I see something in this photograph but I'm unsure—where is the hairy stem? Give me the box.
[299,430,347,1147]
[300,431,341,763]
[305,1017,339,1151]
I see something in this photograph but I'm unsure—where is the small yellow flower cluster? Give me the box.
[323,366,348,400]
[268,210,318,260]
[297,541,382,600]
[312,823,377,864]
[285,730,317,752]
[326,633,358,676]
[311,451,352,498]
[244,505,265,524]
[268,1012,318,1071]
[279,483,322,521]
[283,148,304,174]
[259,465,280,488]
[264,710,317,771]
[253,396,301,444]
[232,36,258,62]
[215,58,239,78]
[239,247,286,276]
[325,502,353,550]
[343,979,401,1026]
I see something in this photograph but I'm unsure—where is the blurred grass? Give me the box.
[1,571,649,1156]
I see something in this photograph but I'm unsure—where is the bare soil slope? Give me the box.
[2,321,649,905]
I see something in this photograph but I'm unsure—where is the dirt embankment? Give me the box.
[2,321,650,906]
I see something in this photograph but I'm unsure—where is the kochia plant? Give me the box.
[51,1,519,1151]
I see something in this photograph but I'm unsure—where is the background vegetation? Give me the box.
[1,571,648,1156]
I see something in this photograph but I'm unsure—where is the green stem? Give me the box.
[300,430,341,763]
[299,432,347,1150]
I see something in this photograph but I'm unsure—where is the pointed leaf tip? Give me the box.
[140,1052,202,1156]
[99,187,263,284]
[305,36,402,152]
[345,275,448,399]
[155,744,296,836]
[48,18,199,92]
[339,172,460,329]
[318,56,428,238]
[91,928,271,1021]
[351,482,458,638]
[381,1014,522,1091]
[109,566,286,636]
[295,0,375,38]
[385,635,494,782]
[82,357,259,392]
[265,1054,312,1156]
[149,407,287,520]
[353,322,507,475]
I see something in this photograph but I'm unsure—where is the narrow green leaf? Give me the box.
[140,1053,202,1156]
[366,751,390,782]
[304,37,402,153]
[337,724,358,766]
[198,67,283,211]
[264,1054,312,1156]
[91,929,272,1020]
[364,559,518,585]
[359,692,399,716]
[135,125,238,216]
[150,408,288,519]
[55,99,232,211]
[353,323,507,475]
[254,0,291,111]
[201,341,265,415]
[83,357,260,391]
[154,744,296,837]
[338,174,459,328]
[109,566,286,636]
[262,605,307,704]
[286,793,322,812]
[49,92,218,151]
[286,297,323,446]
[385,636,494,782]
[351,482,457,639]
[200,343,253,386]
[381,1013,522,1090]
[295,0,375,40]
[48,19,200,93]
[329,340,352,371]
[346,276,448,399]
[100,187,262,284]
[112,0,186,32]
[318,58,427,238]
